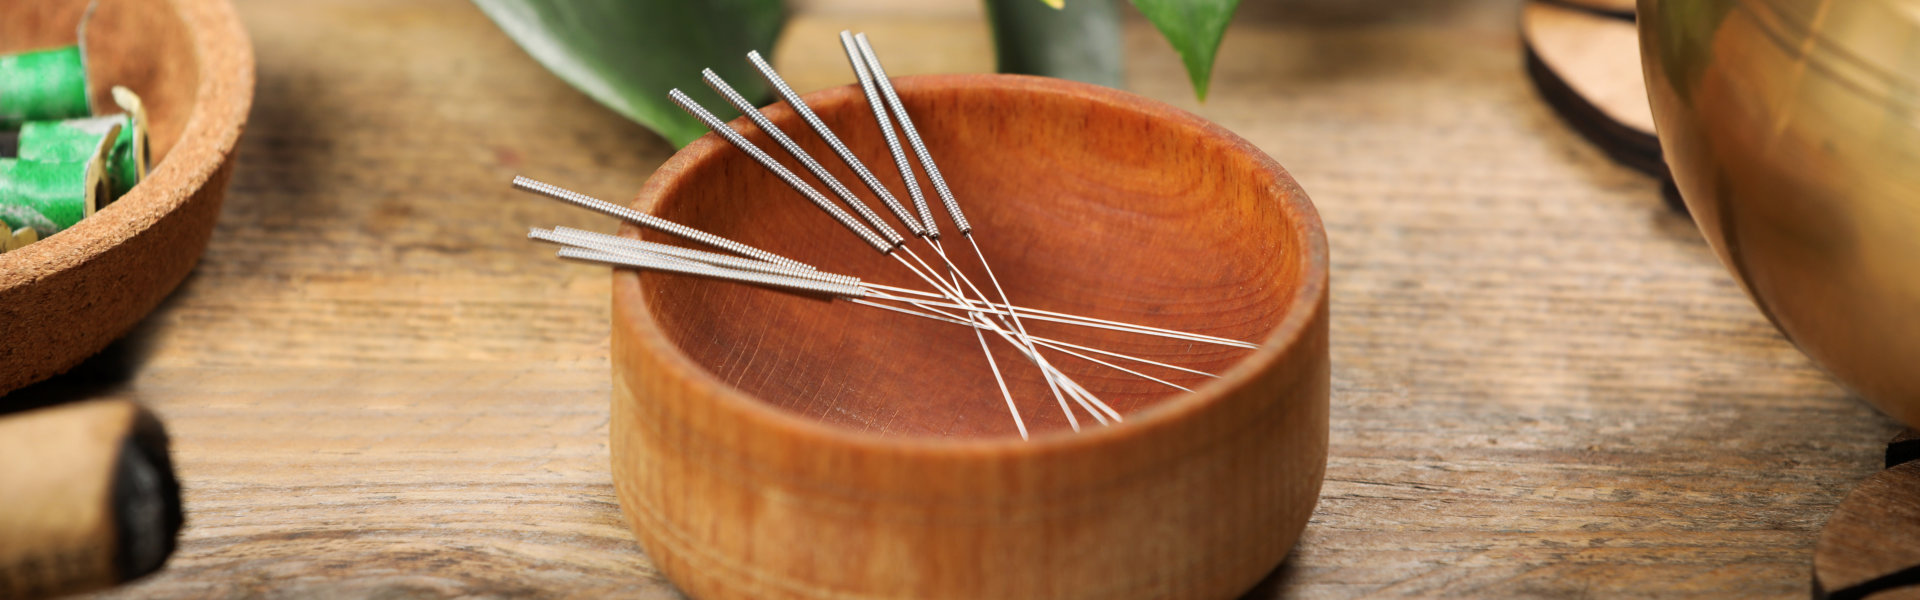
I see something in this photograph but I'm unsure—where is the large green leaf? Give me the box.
[473,0,786,147]
[984,0,1124,89]
[1129,0,1241,100]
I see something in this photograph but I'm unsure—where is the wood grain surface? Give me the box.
[5,0,1898,597]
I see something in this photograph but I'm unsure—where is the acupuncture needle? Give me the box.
[557,244,1119,423]
[545,237,1126,423]
[830,35,1262,351]
[851,32,1044,344]
[533,222,1172,425]
[744,51,926,240]
[794,33,1082,425]
[515,172,1245,351]
[698,69,1038,409]
[700,70,912,248]
[511,176,812,271]
[679,77,1007,359]
[856,299,1195,392]
[525,44,1248,430]
[669,87,1062,433]
[524,206,1247,352]
[858,289,1249,350]
[861,283,1257,349]
[556,247,863,298]
[536,229,1081,410]
[514,173,1219,427]
[714,60,1058,434]
[690,60,1242,399]
[530,227,859,287]
[547,240,1200,396]
[847,32,1127,425]
[666,87,1011,350]
[847,33,1064,369]
[540,229,1221,380]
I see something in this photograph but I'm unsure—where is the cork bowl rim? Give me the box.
[0,0,254,288]
[614,73,1327,456]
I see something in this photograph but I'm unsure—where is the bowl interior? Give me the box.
[4,0,199,166]
[632,76,1308,439]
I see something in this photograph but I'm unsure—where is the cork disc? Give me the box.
[1521,0,1663,177]
[1814,430,1920,599]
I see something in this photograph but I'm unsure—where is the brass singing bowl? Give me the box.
[1640,0,1920,426]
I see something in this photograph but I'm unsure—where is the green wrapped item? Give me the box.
[0,125,113,236]
[0,46,92,129]
[0,159,96,235]
[19,115,129,193]
[17,117,118,162]
[15,88,148,201]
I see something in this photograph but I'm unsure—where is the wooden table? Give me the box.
[12,0,1899,597]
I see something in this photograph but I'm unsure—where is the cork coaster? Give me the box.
[1519,1,1684,212]
[1813,429,1920,600]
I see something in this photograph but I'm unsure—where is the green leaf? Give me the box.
[984,0,1123,89]
[473,0,786,147]
[1129,0,1241,100]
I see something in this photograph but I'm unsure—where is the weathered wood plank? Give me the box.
[38,0,1899,597]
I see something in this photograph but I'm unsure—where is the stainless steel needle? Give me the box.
[846,32,1106,424]
[671,83,1054,436]
[514,35,1265,439]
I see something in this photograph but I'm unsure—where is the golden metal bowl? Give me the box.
[1640,0,1920,425]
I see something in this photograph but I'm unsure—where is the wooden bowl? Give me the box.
[611,74,1328,600]
[0,0,252,395]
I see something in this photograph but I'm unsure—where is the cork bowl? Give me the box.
[610,74,1329,600]
[0,0,252,395]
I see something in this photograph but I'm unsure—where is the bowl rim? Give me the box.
[0,0,254,282]
[615,73,1328,456]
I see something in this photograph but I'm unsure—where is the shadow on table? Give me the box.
[1238,558,1300,599]
[0,270,193,417]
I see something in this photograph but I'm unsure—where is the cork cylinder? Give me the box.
[0,400,183,599]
